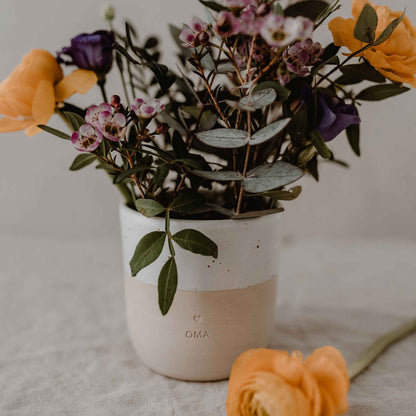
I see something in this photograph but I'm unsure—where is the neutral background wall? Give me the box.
[0,0,415,242]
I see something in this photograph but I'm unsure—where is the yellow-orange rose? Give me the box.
[0,49,97,136]
[226,346,349,416]
[329,0,416,87]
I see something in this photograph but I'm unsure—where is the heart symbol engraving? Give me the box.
[193,314,202,324]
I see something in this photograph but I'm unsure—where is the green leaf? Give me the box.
[285,1,330,21]
[311,55,340,76]
[69,154,96,171]
[172,229,218,258]
[233,207,284,219]
[172,131,188,158]
[253,81,291,101]
[38,125,71,140]
[251,119,291,146]
[153,163,169,188]
[114,43,141,65]
[336,62,386,85]
[63,111,86,131]
[316,0,341,26]
[298,145,317,166]
[239,88,277,110]
[196,128,249,149]
[347,123,361,157]
[160,110,188,136]
[134,199,166,218]
[170,192,206,213]
[373,12,405,46]
[198,0,228,12]
[113,166,153,184]
[192,170,244,181]
[353,4,378,44]
[130,231,166,276]
[356,84,410,101]
[158,257,178,315]
[243,161,304,193]
[254,186,303,201]
[310,130,331,159]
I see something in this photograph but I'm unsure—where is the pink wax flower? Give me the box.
[179,18,210,48]
[260,15,313,48]
[239,6,264,36]
[85,103,112,126]
[96,111,127,141]
[71,124,102,152]
[224,0,254,8]
[283,38,323,76]
[131,98,165,120]
[215,11,240,38]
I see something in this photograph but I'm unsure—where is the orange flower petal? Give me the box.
[54,69,97,102]
[32,80,55,126]
[0,117,32,133]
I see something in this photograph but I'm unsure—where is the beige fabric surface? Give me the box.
[1,234,415,415]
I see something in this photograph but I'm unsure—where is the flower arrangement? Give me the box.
[1,0,415,316]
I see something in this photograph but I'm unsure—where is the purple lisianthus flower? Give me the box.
[317,93,361,142]
[57,31,114,80]
[96,111,127,141]
[71,124,102,152]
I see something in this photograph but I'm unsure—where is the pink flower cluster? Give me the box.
[180,18,210,48]
[71,102,127,152]
[214,3,313,48]
[283,38,323,76]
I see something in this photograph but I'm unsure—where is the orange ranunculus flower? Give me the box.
[329,0,416,87]
[226,346,349,416]
[0,49,97,137]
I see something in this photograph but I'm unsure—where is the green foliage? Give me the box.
[158,257,178,315]
[198,0,228,12]
[130,232,166,276]
[285,1,330,21]
[69,154,96,171]
[310,130,331,159]
[347,124,361,157]
[196,129,249,149]
[172,229,218,258]
[170,192,206,214]
[63,112,86,131]
[354,4,378,44]
[356,84,410,101]
[134,199,166,218]
[38,125,71,141]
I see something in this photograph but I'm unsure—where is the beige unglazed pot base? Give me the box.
[125,276,278,382]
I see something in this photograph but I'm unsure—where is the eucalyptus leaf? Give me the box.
[356,84,410,101]
[134,199,166,218]
[196,128,249,149]
[192,170,244,181]
[243,161,304,193]
[152,164,169,187]
[353,4,378,44]
[63,111,86,131]
[69,154,96,171]
[158,257,178,316]
[172,229,218,258]
[253,82,291,101]
[130,231,166,276]
[251,119,291,146]
[256,186,303,201]
[310,130,331,159]
[240,88,277,110]
[170,192,206,213]
[38,125,71,140]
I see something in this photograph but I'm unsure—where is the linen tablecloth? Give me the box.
[1,234,415,415]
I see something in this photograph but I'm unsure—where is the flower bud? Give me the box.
[155,123,169,135]
[110,95,121,106]
[101,3,115,22]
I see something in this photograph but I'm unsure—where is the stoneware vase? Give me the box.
[120,204,281,381]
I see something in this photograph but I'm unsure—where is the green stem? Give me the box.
[165,209,176,256]
[348,319,416,381]
[98,80,109,103]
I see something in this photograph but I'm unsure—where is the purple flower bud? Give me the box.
[283,39,323,77]
[71,124,102,152]
[155,123,170,135]
[57,31,114,80]
[110,95,121,106]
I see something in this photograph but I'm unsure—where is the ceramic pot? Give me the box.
[120,204,281,381]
